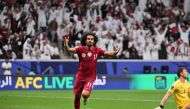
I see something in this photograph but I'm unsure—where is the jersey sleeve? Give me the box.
[75,46,83,54]
[168,82,177,94]
[97,48,105,56]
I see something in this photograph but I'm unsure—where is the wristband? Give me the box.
[160,105,164,109]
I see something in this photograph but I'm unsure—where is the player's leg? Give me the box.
[74,79,85,109]
[82,89,91,105]
[82,82,93,105]
[74,94,81,109]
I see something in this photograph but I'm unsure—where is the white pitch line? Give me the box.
[0,94,174,103]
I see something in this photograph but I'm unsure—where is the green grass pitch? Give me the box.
[0,90,175,109]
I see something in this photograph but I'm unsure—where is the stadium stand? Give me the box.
[0,0,190,60]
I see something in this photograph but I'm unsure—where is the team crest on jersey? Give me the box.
[82,53,86,58]
[87,52,92,57]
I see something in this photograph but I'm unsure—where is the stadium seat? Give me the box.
[143,66,151,74]
[161,66,169,74]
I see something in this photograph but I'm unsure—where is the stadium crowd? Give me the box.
[0,0,190,60]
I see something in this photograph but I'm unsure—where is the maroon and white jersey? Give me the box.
[75,46,105,82]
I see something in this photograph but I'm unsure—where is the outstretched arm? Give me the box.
[104,47,120,57]
[154,91,171,109]
[186,24,190,32]
[64,36,76,52]
[178,23,182,33]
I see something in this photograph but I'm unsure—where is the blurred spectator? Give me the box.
[28,68,36,76]
[40,40,51,60]
[159,41,168,59]
[123,67,129,77]
[0,0,189,60]
[48,18,58,43]
[73,40,81,59]
[26,16,36,37]
[6,49,17,60]
[50,43,60,59]
[178,23,190,45]
[23,38,32,60]
[106,32,115,52]
[151,41,159,60]
[143,42,152,60]
[154,24,168,45]
[31,42,41,59]
[15,67,24,76]
[1,57,12,75]
[129,44,138,59]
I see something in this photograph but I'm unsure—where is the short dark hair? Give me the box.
[177,67,186,78]
[81,33,98,46]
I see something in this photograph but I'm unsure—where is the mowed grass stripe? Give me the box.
[0,90,175,109]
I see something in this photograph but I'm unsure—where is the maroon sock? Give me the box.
[74,95,81,109]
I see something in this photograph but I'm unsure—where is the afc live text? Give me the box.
[15,76,74,89]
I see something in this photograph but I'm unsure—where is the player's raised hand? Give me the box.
[64,36,76,52]
[114,47,120,55]
[64,36,69,45]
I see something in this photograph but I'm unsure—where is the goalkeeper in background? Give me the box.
[154,67,190,109]
[64,33,120,109]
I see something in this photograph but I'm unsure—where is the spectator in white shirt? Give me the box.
[2,57,12,75]
[26,16,35,36]
[63,7,73,23]
[28,68,36,76]
[143,42,152,60]
[50,43,60,59]
[178,23,190,45]
[96,33,107,51]
[40,40,51,60]
[37,5,47,30]
[106,32,115,52]
[166,42,175,60]
[55,5,64,26]
[114,38,123,58]
[154,25,168,45]
[151,41,159,60]
[31,43,41,60]
[23,38,32,60]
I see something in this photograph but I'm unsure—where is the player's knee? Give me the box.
[82,91,90,98]
[82,93,90,98]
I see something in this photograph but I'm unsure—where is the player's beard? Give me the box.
[87,43,93,47]
[87,43,93,51]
